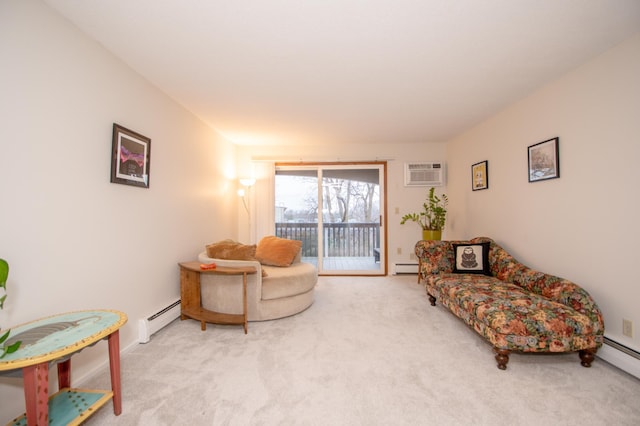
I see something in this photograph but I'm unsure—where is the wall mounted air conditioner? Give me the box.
[404,162,445,187]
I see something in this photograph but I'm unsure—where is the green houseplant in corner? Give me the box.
[1,258,21,358]
[400,187,449,240]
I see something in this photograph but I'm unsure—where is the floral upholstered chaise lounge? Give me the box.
[415,237,604,370]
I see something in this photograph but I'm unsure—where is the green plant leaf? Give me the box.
[0,330,20,358]
[0,258,20,357]
[0,329,9,345]
[2,340,21,357]
[0,258,8,291]
[399,188,448,231]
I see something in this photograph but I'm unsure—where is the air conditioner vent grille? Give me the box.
[404,162,445,186]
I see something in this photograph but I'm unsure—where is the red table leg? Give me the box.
[108,329,122,415]
[22,363,49,426]
[57,359,71,389]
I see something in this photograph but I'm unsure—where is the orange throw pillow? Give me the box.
[205,239,256,260]
[255,236,302,267]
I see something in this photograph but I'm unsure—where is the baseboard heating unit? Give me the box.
[598,337,640,379]
[138,300,181,343]
[394,263,419,275]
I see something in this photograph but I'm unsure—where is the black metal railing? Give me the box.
[275,222,380,257]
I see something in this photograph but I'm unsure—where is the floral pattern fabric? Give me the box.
[415,237,604,353]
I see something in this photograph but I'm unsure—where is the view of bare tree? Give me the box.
[276,175,379,223]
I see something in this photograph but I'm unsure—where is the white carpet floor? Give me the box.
[84,275,640,425]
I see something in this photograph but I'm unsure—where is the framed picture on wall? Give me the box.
[528,137,559,183]
[110,123,151,188]
[471,160,488,191]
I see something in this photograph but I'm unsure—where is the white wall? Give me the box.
[446,33,640,354]
[236,142,448,267]
[0,0,238,417]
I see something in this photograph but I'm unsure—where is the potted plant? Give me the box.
[1,258,21,358]
[400,187,448,240]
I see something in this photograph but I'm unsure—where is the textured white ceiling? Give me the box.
[44,0,640,146]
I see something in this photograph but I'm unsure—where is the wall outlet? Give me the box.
[397,247,402,255]
[409,253,417,261]
[623,319,633,338]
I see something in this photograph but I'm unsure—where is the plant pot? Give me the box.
[422,230,442,241]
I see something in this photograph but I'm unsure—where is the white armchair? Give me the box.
[197,251,317,321]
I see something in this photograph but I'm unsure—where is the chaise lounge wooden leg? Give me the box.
[427,293,436,306]
[494,348,510,370]
[579,349,596,367]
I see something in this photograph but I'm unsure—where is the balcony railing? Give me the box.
[275,222,380,257]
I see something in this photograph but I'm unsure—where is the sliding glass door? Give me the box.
[275,163,386,275]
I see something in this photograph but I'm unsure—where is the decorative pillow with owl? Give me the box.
[452,242,491,275]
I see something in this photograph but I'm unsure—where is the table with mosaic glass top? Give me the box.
[0,310,127,426]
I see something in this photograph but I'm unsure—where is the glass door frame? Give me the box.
[275,161,387,276]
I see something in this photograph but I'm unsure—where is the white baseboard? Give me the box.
[597,340,640,380]
[394,262,418,275]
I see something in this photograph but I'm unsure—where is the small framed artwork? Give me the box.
[472,160,488,191]
[528,137,559,183]
[110,123,151,188]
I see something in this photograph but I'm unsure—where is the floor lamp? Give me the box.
[238,178,256,242]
